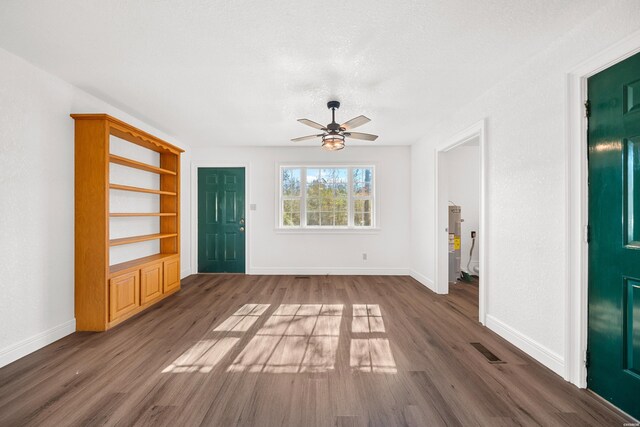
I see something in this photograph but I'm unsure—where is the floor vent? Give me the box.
[295,276,311,279]
[470,342,505,364]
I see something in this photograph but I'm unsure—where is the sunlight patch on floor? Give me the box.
[162,302,397,375]
[228,303,343,373]
[213,304,271,332]
[350,338,397,373]
[162,337,240,373]
[352,304,386,333]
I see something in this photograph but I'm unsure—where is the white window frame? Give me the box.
[277,164,377,231]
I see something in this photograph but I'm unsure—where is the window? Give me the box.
[279,166,375,229]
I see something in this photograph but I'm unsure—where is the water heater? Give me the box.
[448,205,462,283]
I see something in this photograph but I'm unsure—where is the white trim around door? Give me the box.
[190,162,251,275]
[434,119,488,325]
[565,29,640,387]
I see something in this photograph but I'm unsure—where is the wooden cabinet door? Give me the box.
[141,263,163,304]
[109,271,140,321]
[163,257,180,293]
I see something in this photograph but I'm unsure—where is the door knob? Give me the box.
[240,218,245,225]
[240,226,245,232]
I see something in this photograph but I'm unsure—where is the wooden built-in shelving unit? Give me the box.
[73,114,184,331]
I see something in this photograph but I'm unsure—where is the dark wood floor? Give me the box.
[0,275,631,426]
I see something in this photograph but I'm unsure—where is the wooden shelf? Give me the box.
[110,183,176,196]
[110,212,177,217]
[73,114,182,331]
[110,154,176,175]
[110,233,178,246]
[109,253,178,275]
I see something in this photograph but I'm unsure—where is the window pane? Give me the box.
[354,199,372,213]
[307,197,319,211]
[335,181,348,194]
[307,168,324,197]
[282,168,301,197]
[363,212,372,227]
[335,197,348,211]
[283,199,300,213]
[307,168,321,184]
[321,198,334,210]
[321,168,347,183]
[307,212,319,226]
[320,168,332,180]
[354,210,371,227]
[336,211,348,226]
[320,211,335,226]
[353,168,373,184]
[283,212,300,226]
[354,212,364,226]
[307,183,320,197]
[354,182,371,196]
[307,168,349,228]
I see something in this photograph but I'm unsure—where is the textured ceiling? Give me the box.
[0,0,605,147]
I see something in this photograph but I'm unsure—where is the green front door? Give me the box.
[198,168,246,273]
[588,51,640,419]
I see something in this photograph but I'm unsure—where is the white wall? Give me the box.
[190,146,411,275]
[0,47,190,367]
[411,1,640,379]
[445,144,480,274]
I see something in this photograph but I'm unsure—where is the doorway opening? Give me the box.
[435,120,487,324]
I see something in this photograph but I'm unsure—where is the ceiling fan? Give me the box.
[291,101,378,151]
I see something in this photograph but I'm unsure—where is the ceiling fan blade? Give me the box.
[297,119,326,131]
[291,134,323,142]
[340,115,370,130]
[344,132,378,141]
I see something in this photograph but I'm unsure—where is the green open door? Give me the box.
[587,51,640,419]
[198,168,246,273]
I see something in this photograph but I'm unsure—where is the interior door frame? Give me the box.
[566,29,640,388]
[191,162,251,274]
[434,119,488,325]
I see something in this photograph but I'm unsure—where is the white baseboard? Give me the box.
[409,270,437,293]
[181,268,192,279]
[485,314,564,377]
[247,267,410,276]
[0,319,76,368]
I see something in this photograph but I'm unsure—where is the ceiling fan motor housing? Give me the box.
[327,100,340,110]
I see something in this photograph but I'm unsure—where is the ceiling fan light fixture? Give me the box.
[322,134,345,151]
[293,101,377,151]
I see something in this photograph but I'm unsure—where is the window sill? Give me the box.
[274,227,381,235]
